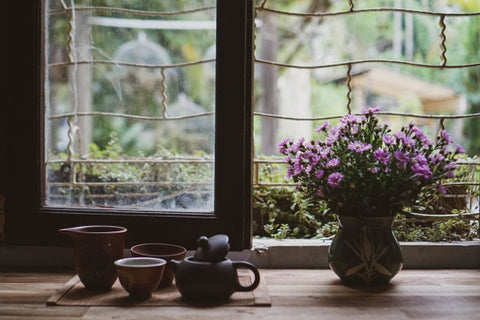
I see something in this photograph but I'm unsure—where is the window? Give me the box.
[45,2,217,212]
[3,0,254,249]
[3,0,479,257]
[252,0,480,241]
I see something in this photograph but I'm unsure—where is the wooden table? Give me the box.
[1,269,480,319]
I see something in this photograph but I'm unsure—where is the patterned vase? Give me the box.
[328,216,403,286]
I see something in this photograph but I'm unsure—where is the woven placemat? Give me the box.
[47,275,271,307]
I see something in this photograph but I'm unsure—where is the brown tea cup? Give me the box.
[114,257,166,300]
[131,243,187,287]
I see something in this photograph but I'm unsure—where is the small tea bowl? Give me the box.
[114,257,166,300]
[131,243,186,287]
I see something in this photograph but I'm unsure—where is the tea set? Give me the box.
[60,225,260,302]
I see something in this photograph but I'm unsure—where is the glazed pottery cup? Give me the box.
[130,243,187,287]
[60,225,127,291]
[114,257,167,300]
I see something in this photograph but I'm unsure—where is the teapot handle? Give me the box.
[232,261,260,292]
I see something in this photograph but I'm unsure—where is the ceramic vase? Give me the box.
[328,216,403,286]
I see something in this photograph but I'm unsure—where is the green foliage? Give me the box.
[253,186,337,239]
[252,184,479,241]
[252,184,478,241]
[393,214,479,242]
[48,133,213,208]
[252,155,478,241]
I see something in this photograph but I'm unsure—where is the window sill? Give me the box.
[232,239,480,269]
[1,239,480,269]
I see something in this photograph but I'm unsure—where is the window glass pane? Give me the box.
[44,0,216,212]
[253,0,480,240]
[254,0,476,157]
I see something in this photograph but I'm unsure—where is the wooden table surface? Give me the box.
[1,269,480,319]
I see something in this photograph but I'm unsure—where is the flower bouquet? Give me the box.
[278,106,462,217]
[278,106,463,285]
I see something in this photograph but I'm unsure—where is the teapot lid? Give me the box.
[192,234,230,262]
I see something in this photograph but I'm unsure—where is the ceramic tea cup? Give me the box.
[114,257,166,300]
[130,243,186,287]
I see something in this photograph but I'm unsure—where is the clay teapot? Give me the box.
[60,225,127,291]
[169,235,260,302]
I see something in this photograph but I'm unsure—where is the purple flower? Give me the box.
[382,135,396,145]
[429,153,445,164]
[325,127,340,146]
[340,114,361,125]
[331,126,340,134]
[412,126,432,146]
[455,145,466,154]
[319,147,331,159]
[395,132,406,141]
[304,151,320,173]
[309,154,321,168]
[348,141,373,153]
[325,134,339,146]
[414,154,427,165]
[293,154,304,176]
[395,132,415,147]
[361,106,381,115]
[440,130,453,144]
[411,163,433,180]
[405,138,415,147]
[394,151,409,164]
[370,167,379,174]
[315,121,330,133]
[394,151,410,169]
[327,172,344,188]
[373,148,391,165]
[304,141,314,149]
[315,169,324,178]
[420,136,433,147]
[291,138,305,153]
[326,158,340,168]
[278,138,293,154]
[278,137,293,147]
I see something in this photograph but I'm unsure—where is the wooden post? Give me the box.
[259,12,279,156]
[70,9,92,157]
[393,0,403,59]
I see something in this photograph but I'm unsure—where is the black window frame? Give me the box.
[2,0,254,250]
